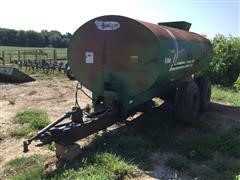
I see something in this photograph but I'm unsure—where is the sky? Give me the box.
[0,0,239,39]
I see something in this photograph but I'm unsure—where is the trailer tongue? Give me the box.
[23,83,122,159]
[23,107,117,151]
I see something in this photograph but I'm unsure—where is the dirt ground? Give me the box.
[0,77,91,170]
[0,77,240,179]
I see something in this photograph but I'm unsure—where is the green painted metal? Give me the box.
[158,21,191,31]
[0,66,35,83]
[68,15,213,111]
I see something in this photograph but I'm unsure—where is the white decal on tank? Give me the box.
[85,52,94,64]
[95,20,120,31]
[164,28,179,64]
[163,28,187,71]
[164,57,171,64]
[169,63,193,71]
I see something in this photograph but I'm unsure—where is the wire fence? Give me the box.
[0,48,67,65]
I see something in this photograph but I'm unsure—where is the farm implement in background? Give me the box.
[0,66,35,83]
[0,47,75,80]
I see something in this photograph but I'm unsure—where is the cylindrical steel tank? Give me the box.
[68,15,212,110]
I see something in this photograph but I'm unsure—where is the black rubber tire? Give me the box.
[174,81,200,124]
[196,77,211,112]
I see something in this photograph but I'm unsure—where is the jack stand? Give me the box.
[55,143,81,162]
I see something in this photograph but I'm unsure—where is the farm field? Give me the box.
[0,46,67,52]
[0,74,240,179]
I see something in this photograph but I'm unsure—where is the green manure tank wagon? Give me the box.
[68,15,213,122]
[24,15,213,157]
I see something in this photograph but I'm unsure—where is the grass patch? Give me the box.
[3,155,48,179]
[190,155,240,180]
[179,128,240,160]
[10,126,36,139]
[11,108,50,138]
[47,152,141,180]
[84,131,151,168]
[176,127,240,179]
[117,136,149,159]
[4,153,141,180]
[211,85,240,106]
[179,133,218,160]
[211,156,240,179]
[14,108,50,129]
[165,155,190,172]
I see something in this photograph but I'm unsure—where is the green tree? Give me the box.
[0,28,72,47]
[203,34,240,86]
[17,30,27,46]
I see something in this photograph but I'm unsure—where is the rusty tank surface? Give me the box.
[68,15,212,111]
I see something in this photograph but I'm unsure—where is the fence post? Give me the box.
[35,49,38,61]
[18,50,21,61]
[53,49,57,62]
[9,54,12,64]
[2,51,5,65]
[23,51,26,60]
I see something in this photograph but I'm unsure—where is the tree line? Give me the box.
[0,28,72,48]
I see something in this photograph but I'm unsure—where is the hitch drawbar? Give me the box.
[23,111,73,152]
[23,107,117,153]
